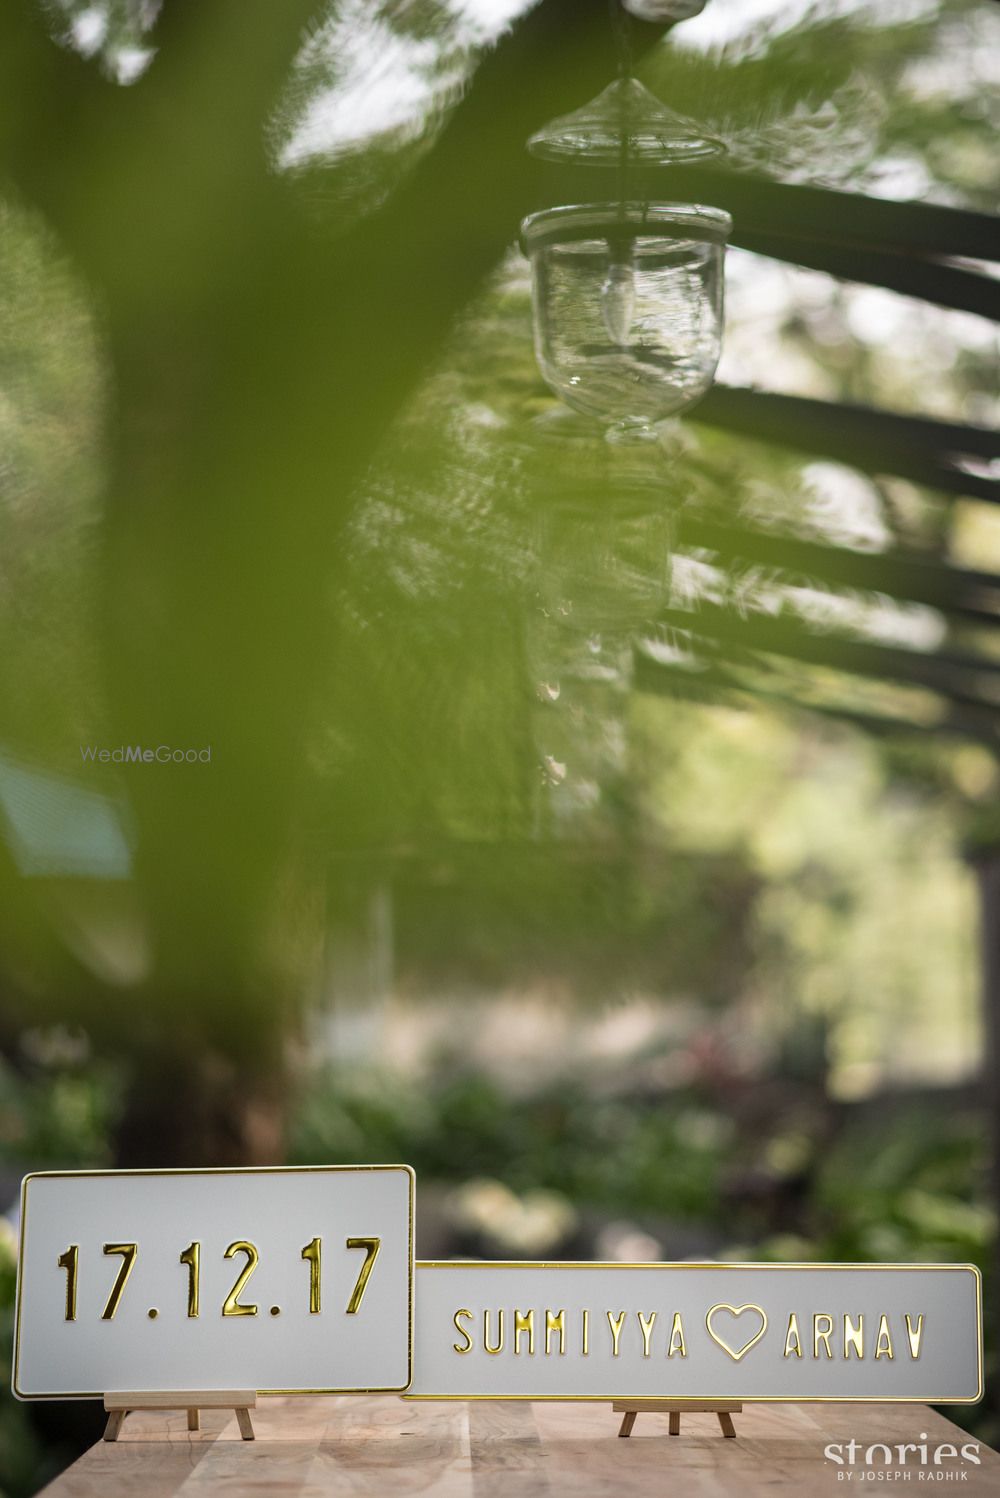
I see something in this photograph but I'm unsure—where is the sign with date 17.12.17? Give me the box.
[12,1167,414,1398]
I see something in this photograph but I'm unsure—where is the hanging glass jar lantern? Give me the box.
[521,201,730,443]
[520,2,731,444]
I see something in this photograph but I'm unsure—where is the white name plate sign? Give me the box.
[408,1261,982,1403]
[13,1166,414,1399]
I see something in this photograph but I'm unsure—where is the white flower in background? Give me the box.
[595,1220,663,1262]
[447,1178,578,1254]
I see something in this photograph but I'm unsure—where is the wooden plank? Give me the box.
[36,1437,211,1497]
[533,1401,702,1495]
[170,1440,313,1495]
[302,1394,472,1498]
[469,1401,549,1498]
[533,1399,1000,1496]
[34,1397,1000,1498]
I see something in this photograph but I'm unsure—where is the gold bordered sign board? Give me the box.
[407,1261,982,1402]
[13,1167,414,1398]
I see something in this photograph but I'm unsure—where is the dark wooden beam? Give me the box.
[691,386,999,504]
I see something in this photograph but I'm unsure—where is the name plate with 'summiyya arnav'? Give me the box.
[13,1167,414,1399]
[407,1261,982,1403]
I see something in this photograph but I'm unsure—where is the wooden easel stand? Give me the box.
[103,1391,256,1442]
[613,1400,742,1439]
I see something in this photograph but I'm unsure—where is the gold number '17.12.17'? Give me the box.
[57,1245,79,1321]
[101,1243,138,1320]
[222,1240,259,1316]
[56,1234,382,1321]
[345,1237,381,1314]
[179,1241,200,1317]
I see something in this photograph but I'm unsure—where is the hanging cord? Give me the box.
[610,0,634,228]
[610,0,634,82]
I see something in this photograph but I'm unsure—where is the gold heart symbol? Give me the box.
[706,1303,768,1362]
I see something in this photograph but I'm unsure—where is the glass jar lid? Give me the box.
[527,79,724,166]
[520,201,733,253]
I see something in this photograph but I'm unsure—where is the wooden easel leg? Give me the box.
[613,1401,739,1440]
[187,1409,200,1432]
[235,1406,255,1441]
[103,1409,127,1443]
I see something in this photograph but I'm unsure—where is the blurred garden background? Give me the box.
[0,0,998,1490]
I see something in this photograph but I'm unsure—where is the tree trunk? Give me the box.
[114,1041,286,1168]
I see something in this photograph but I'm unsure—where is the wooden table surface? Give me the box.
[37,1396,1000,1496]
